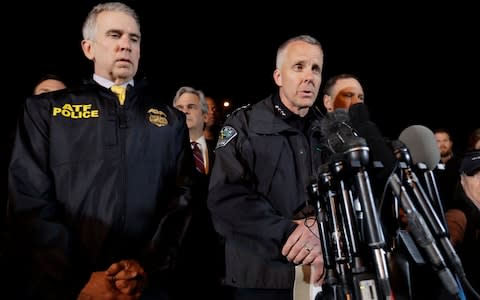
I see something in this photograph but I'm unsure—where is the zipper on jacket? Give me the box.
[118,105,128,229]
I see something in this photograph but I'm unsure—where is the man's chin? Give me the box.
[114,67,135,78]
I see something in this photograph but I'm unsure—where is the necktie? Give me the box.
[191,142,205,174]
[111,85,126,105]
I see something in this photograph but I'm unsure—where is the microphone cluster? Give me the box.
[390,125,478,300]
[309,110,393,299]
[309,112,477,300]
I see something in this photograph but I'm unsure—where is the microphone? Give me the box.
[321,110,393,299]
[394,126,468,298]
[398,125,439,171]
[397,127,466,275]
[398,125,448,233]
[321,111,385,248]
[391,139,447,239]
[388,174,461,299]
[309,170,354,300]
[320,109,358,155]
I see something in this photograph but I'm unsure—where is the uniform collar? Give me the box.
[272,93,294,120]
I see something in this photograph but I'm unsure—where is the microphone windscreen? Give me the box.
[320,109,350,138]
[398,125,440,170]
[321,109,360,153]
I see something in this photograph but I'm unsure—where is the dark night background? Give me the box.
[6,1,479,152]
[2,3,478,297]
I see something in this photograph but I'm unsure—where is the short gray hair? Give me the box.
[276,35,322,69]
[172,86,208,114]
[82,2,140,40]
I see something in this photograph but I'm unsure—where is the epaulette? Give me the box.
[225,104,251,119]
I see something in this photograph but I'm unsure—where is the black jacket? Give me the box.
[8,79,195,299]
[454,185,480,295]
[207,95,327,288]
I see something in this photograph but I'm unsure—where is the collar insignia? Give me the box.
[274,104,287,118]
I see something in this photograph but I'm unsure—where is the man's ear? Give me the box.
[81,39,95,61]
[323,94,333,112]
[273,69,282,87]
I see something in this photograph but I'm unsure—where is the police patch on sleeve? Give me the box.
[216,126,238,149]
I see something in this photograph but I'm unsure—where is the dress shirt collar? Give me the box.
[93,74,134,89]
[191,135,207,154]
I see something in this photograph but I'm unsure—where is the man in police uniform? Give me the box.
[7,2,195,299]
[207,35,327,300]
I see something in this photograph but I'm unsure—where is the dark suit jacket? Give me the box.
[206,138,216,175]
[172,137,231,299]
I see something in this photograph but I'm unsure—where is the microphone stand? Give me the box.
[310,164,354,300]
[342,137,393,300]
[415,162,449,234]
[311,154,389,300]
[319,112,392,299]
[392,141,473,298]
[330,158,381,300]
[388,173,461,299]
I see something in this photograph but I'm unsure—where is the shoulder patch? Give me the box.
[216,126,238,149]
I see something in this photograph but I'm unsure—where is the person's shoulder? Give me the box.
[223,94,276,124]
[25,86,71,106]
[219,104,252,131]
[215,104,256,149]
[43,81,99,99]
[25,83,109,114]
[227,104,252,119]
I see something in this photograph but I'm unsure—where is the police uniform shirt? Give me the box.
[272,93,309,134]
